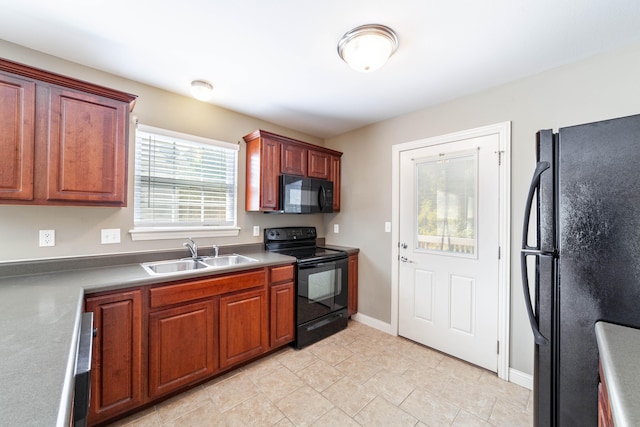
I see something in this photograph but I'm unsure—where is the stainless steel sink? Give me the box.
[200,254,258,267]
[141,259,208,275]
[141,254,258,275]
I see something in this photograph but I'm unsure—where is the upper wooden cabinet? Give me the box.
[243,129,342,212]
[281,143,307,176]
[0,58,136,206]
[330,155,341,211]
[308,149,331,180]
[0,73,35,200]
[245,133,281,211]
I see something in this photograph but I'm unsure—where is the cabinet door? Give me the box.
[219,288,268,369]
[348,254,359,316]
[85,289,143,425]
[260,137,281,210]
[270,281,295,348]
[47,87,128,205]
[308,150,331,180]
[0,73,35,200]
[330,155,341,211]
[148,300,217,398]
[281,142,307,176]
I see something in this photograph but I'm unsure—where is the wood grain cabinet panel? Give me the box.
[598,361,614,427]
[348,253,359,316]
[270,281,295,348]
[245,134,280,211]
[308,149,331,180]
[219,288,268,369]
[85,289,143,425]
[47,87,129,204]
[269,264,295,348]
[148,300,217,398]
[330,155,341,211]
[281,142,307,176]
[0,72,35,200]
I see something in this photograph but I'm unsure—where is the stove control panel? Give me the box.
[264,227,317,242]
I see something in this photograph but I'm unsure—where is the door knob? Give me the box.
[400,243,408,249]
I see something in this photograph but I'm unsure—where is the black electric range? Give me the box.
[264,227,349,348]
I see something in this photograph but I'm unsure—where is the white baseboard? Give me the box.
[509,368,533,390]
[351,313,393,335]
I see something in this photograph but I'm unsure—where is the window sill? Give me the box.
[129,226,241,241]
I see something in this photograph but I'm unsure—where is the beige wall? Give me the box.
[323,43,640,375]
[3,38,640,376]
[0,40,325,261]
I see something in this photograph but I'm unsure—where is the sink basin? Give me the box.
[141,254,259,275]
[142,259,208,275]
[200,254,258,267]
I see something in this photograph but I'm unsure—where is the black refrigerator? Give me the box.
[521,113,640,426]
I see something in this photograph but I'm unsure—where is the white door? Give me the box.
[398,133,500,372]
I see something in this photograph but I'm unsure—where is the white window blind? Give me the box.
[134,125,238,230]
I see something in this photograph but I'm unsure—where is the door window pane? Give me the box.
[415,152,477,256]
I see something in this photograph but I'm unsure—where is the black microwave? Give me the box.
[279,174,334,213]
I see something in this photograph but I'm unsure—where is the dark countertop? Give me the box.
[595,321,640,426]
[321,243,360,256]
[0,249,295,427]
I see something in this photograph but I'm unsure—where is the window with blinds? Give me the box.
[134,125,238,229]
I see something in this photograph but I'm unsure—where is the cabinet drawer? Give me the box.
[150,269,266,308]
[270,264,295,284]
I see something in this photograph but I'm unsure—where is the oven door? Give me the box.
[297,257,348,325]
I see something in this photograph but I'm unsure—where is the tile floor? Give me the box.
[110,320,533,427]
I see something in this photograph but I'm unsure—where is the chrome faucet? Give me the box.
[212,244,219,258]
[183,238,198,259]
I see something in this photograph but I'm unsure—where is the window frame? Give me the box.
[129,124,240,241]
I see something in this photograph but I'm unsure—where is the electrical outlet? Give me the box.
[253,226,260,237]
[39,230,55,247]
[334,224,339,234]
[101,228,121,244]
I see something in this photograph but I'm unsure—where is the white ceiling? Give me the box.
[2,0,640,138]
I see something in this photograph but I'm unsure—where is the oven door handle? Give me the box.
[299,261,336,270]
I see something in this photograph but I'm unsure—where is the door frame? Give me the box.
[391,122,511,380]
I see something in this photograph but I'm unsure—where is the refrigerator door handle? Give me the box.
[521,251,550,345]
[522,161,550,251]
[521,161,551,346]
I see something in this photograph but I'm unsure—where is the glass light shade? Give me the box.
[338,24,398,73]
[190,80,214,101]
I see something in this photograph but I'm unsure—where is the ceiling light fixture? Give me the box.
[337,24,399,73]
[190,80,214,101]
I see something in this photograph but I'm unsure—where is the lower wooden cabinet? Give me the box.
[219,288,268,369]
[348,253,359,316]
[86,264,294,426]
[598,361,614,427]
[269,265,295,348]
[85,289,143,425]
[148,300,217,398]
